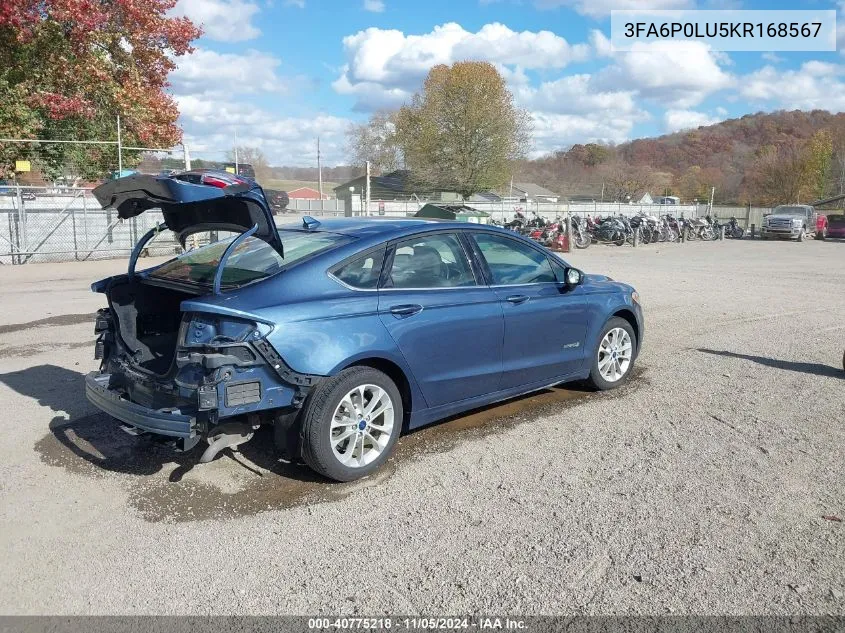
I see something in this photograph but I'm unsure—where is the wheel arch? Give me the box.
[610,308,640,353]
[337,356,414,427]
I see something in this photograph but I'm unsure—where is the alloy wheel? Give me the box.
[329,384,395,468]
[597,327,633,383]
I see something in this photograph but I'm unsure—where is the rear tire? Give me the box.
[798,228,805,242]
[300,367,402,482]
[587,317,637,391]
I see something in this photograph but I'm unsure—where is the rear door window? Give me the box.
[384,233,476,289]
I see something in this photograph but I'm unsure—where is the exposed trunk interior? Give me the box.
[107,279,198,375]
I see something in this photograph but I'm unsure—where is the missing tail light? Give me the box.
[184,313,272,347]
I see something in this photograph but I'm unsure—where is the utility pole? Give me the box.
[365,160,371,216]
[317,137,323,200]
[234,128,239,174]
[708,186,715,213]
[183,143,191,171]
[116,114,123,175]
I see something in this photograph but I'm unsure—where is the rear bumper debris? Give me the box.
[85,372,197,439]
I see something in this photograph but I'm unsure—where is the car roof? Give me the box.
[276,216,462,237]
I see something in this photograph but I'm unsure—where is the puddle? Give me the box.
[0,313,93,336]
[34,369,645,523]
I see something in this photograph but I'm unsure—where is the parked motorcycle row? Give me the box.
[490,211,746,250]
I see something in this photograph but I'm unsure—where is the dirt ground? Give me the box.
[0,238,843,615]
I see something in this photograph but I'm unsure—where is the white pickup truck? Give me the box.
[760,204,826,241]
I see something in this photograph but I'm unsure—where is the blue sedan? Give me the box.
[86,173,643,481]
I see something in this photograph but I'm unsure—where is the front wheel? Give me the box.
[797,228,805,242]
[587,317,637,391]
[575,232,591,249]
[300,367,402,482]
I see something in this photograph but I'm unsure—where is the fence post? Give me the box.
[71,206,78,260]
[82,191,89,251]
[633,226,639,247]
[720,225,725,240]
[13,186,22,265]
[745,202,751,229]
[750,224,756,239]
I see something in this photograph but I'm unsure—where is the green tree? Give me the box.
[394,62,531,199]
[803,129,832,201]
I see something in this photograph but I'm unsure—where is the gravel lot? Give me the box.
[0,238,843,615]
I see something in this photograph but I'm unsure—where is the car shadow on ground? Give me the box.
[697,348,844,379]
[0,363,325,483]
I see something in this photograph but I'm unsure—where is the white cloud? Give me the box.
[170,49,287,97]
[589,29,613,57]
[534,0,694,18]
[596,40,733,107]
[516,74,643,119]
[333,22,591,110]
[177,96,352,166]
[172,0,261,42]
[363,0,385,11]
[738,61,845,111]
[530,112,637,155]
[761,52,784,63]
[663,109,722,133]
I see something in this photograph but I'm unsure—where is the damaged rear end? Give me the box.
[85,172,317,458]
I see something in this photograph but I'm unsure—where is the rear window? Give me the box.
[149,230,348,288]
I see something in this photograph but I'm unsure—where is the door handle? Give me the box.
[390,304,423,317]
[505,295,530,304]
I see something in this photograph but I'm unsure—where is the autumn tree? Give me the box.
[599,162,654,202]
[346,110,403,175]
[394,62,531,199]
[566,143,614,167]
[748,130,833,205]
[0,0,200,179]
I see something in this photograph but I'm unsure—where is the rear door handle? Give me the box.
[389,304,423,317]
[505,295,530,304]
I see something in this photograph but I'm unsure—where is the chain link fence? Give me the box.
[0,186,709,265]
[0,186,183,265]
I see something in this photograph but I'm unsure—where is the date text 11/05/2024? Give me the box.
[307,617,528,630]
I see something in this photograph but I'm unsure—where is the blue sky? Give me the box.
[167,0,845,166]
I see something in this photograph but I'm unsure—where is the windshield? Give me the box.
[773,206,809,216]
[149,229,349,288]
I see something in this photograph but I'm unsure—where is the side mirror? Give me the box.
[565,268,583,288]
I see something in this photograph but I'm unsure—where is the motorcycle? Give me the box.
[570,215,591,249]
[591,214,633,246]
[721,216,746,239]
[686,216,716,241]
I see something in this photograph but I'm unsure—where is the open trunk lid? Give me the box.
[92,174,283,255]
